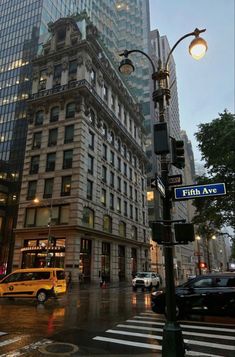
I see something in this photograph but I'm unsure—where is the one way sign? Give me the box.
[150,178,157,188]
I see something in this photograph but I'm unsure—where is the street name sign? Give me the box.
[150,177,165,197]
[168,174,182,186]
[173,183,226,201]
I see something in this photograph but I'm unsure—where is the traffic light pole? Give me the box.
[153,64,185,357]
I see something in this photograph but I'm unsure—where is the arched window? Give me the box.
[35,110,44,126]
[103,215,112,233]
[50,106,59,122]
[82,207,94,228]
[119,221,126,237]
[131,226,137,240]
[66,102,75,118]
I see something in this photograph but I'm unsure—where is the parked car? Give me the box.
[0,268,67,303]
[132,272,161,291]
[151,273,235,318]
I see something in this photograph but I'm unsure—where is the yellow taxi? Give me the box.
[0,268,66,303]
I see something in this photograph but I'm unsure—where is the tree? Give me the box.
[193,110,235,230]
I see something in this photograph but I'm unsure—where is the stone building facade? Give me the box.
[13,17,150,284]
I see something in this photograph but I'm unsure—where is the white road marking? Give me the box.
[0,338,52,357]
[107,329,235,350]
[135,316,235,333]
[0,332,7,337]
[93,336,162,350]
[0,337,22,347]
[125,320,235,340]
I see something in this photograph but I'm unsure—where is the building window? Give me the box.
[39,69,47,90]
[103,215,112,233]
[101,188,106,206]
[109,193,114,210]
[61,176,71,196]
[117,138,121,152]
[82,207,94,228]
[129,167,133,181]
[131,226,137,240]
[124,112,127,126]
[63,149,73,169]
[88,109,95,126]
[110,131,114,145]
[117,197,121,213]
[130,204,133,219]
[32,132,42,149]
[102,144,107,160]
[27,181,37,200]
[124,162,127,176]
[64,125,74,144]
[87,180,93,200]
[66,102,75,118]
[35,110,44,126]
[103,85,108,101]
[50,106,59,122]
[129,185,133,199]
[111,94,115,110]
[69,60,77,75]
[91,69,96,86]
[57,28,66,42]
[89,131,94,150]
[102,165,107,182]
[30,155,39,174]
[110,150,115,166]
[117,176,121,192]
[124,181,127,195]
[44,178,53,198]
[48,128,58,146]
[110,171,114,187]
[135,207,138,222]
[124,201,128,216]
[118,103,121,118]
[103,123,107,139]
[53,64,62,80]
[119,221,126,237]
[117,157,121,171]
[88,155,94,174]
[123,145,127,158]
[46,153,56,172]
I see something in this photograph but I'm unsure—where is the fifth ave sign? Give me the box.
[174,183,226,200]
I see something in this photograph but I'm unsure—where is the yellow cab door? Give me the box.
[0,272,23,297]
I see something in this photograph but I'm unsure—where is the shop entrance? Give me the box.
[118,245,125,281]
[79,238,92,283]
[101,242,110,283]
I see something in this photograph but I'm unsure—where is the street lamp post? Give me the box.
[119,28,207,357]
[195,235,202,275]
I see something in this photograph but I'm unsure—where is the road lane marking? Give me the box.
[134,316,235,333]
[93,336,162,350]
[107,329,235,351]
[0,332,7,337]
[0,338,52,357]
[0,337,22,347]
[125,320,235,340]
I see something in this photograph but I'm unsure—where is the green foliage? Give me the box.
[193,110,235,230]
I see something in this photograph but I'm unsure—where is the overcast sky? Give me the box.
[149,0,235,163]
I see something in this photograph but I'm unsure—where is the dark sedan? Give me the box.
[151,273,235,318]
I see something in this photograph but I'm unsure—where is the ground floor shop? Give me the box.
[13,227,150,284]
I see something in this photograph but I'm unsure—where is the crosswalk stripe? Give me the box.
[0,332,7,337]
[93,336,162,350]
[0,337,22,347]
[136,315,235,333]
[0,338,52,357]
[125,320,234,340]
[106,329,235,351]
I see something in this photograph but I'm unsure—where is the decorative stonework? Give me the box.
[85,59,92,72]
[46,65,53,76]
[62,60,68,71]
[77,55,83,66]
[97,73,104,86]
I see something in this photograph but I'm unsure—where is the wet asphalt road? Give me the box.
[0,284,234,356]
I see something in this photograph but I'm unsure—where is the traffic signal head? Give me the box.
[171,138,185,169]
[174,223,195,244]
[154,123,170,155]
[151,222,165,244]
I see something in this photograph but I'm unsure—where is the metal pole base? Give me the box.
[162,322,185,357]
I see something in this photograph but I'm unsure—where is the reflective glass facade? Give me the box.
[0,0,77,180]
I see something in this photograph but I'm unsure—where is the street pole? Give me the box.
[206,237,211,273]
[46,197,53,267]
[119,28,207,357]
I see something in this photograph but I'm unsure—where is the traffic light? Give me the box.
[151,222,165,244]
[171,138,185,169]
[199,262,207,269]
[174,224,195,244]
[154,122,170,154]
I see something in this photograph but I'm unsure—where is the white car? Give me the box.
[132,272,161,291]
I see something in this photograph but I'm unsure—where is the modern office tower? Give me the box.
[150,30,196,280]
[0,0,78,273]
[13,17,150,283]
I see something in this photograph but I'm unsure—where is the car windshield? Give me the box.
[136,273,151,278]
